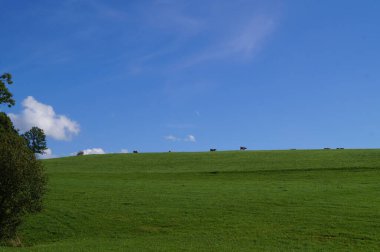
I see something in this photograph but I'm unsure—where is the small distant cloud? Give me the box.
[82,148,106,155]
[120,149,129,153]
[184,134,196,142]
[165,135,181,141]
[165,134,196,142]
[9,96,80,141]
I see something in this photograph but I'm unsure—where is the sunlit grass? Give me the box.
[2,149,380,251]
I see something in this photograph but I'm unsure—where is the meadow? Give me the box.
[1,149,380,251]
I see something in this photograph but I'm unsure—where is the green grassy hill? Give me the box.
[2,149,380,251]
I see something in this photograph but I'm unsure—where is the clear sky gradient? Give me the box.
[1,0,380,157]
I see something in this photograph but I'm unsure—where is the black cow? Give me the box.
[240,146,247,150]
[210,149,216,152]
[133,150,138,153]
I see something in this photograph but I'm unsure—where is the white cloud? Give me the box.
[37,148,55,159]
[165,135,181,141]
[44,148,53,156]
[165,134,196,142]
[9,96,80,141]
[82,148,105,155]
[120,149,129,153]
[184,134,196,142]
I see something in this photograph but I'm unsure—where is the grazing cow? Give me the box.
[323,148,330,150]
[210,149,216,152]
[240,146,247,151]
[133,150,138,153]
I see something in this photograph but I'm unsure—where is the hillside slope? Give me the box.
[2,149,380,251]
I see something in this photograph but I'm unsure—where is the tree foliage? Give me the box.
[0,73,15,108]
[0,112,17,135]
[22,127,48,154]
[0,73,47,241]
[0,130,46,240]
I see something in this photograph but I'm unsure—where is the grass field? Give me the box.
[1,149,380,251]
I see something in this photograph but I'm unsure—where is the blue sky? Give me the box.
[1,0,380,156]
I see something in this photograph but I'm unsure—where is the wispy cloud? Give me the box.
[147,1,204,36]
[9,96,80,141]
[228,15,275,57]
[123,2,280,84]
[178,15,276,68]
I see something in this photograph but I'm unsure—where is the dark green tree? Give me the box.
[0,129,46,241]
[0,112,17,135]
[0,73,47,242]
[22,127,47,154]
[0,73,15,107]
